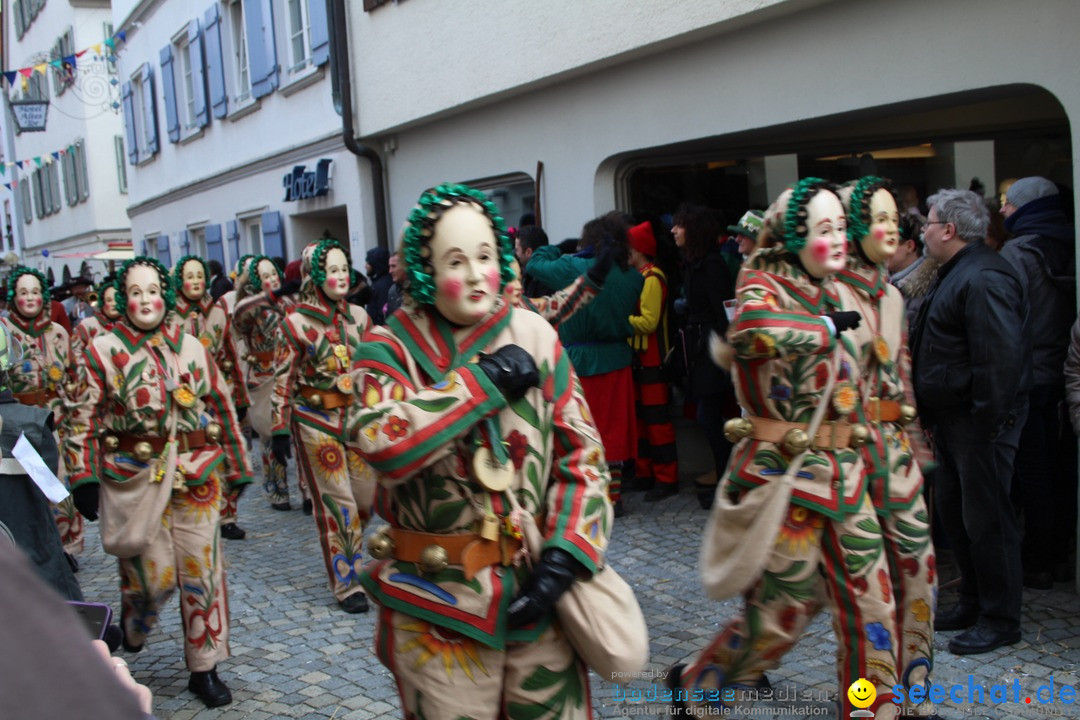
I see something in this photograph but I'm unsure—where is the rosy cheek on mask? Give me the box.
[809,236,832,264]
[153,299,164,311]
[128,300,140,315]
[327,278,337,289]
[485,268,501,293]
[874,228,886,241]
[439,278,464,302]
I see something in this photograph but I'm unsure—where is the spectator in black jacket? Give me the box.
[515,225,553,298]
[208,260,232,301]
[999,177,1077,588]
[365,247,393,324]
[910,188,1031,656]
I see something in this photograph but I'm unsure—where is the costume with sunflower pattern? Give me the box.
[65,259,253,673]
[271,240,374,607]
[678,185,898,719]
[836,177,936,717]
[2,267,83,555]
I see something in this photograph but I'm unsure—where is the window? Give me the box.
[154,235,171,266]
[114,136,128,194]
[63,140,89,205]
[125,64,159,163]
[32,166,61,219]
[243,217,262,255]
[228,0,252,103]
[189,227,207,257]
[52,27,76,96]
[104,22,117,75]
[20,183,33,224]
[49,162,62,212]
[286,0,311,73]
[15,0,47,40]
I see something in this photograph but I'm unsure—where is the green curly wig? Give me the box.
[94,278,118,314]
[246,254,282,293]
[234,253,255,277]
[401,183,514,306]
[781,177,838,255]
[844,176,897,248]
[114,256,177,321]
[172,255,210,300]
[6,266,51,306]
[309,239,349,292]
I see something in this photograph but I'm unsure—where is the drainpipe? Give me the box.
[330,0,389,251]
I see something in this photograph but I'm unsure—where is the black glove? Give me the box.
[237,406,248,423]
[273,279,301,299]
[476,345,539,400]
[507,548,583,628]
[586,241,617,286]
[824,311,861,336]
[233,482,248,499]
[73,483,100,522]
[271,435,292,466]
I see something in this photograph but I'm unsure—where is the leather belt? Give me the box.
[747,416,855,450]
[388,528,522,581]
[14,389,59,406]
[114,429,209,455]
[862,398,902,423]
[297,385,353,410]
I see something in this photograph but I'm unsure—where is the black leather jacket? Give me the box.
[910,241,1031,439]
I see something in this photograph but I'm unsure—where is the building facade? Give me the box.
[343,0,1078,244]
[112,0,380,275]
[3,0,130,283]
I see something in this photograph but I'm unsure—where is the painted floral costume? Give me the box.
[233,289,302,506]
[272,292,373,604]
[72,312,116,361]
[353,301,613,720]
[1,311,82,554]
[175,294,249,526]
[837,261,936,716]
[679,247,898,718]
[66,320,253,670]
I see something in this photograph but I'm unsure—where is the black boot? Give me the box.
[188,666,233,707]
[120,614,144,653]
[340,593,370,614]
[220,523,246,540]
[302,499,313,515]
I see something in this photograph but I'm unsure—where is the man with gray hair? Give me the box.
[910,188,1031,655]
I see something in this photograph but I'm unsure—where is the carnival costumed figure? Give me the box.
[66,257,253,708]
[672,179,899,719]
[270,238,374,614]
[837,176,936,717]
[0,323,83,601]
[233,255,303,510]
[173,255,251,540]
[217,254,256,395]
[1,266,83,555]
[352,184,613,720]
[71,279,121,360]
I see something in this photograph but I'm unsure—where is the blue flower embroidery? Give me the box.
[866,622,892,651]
[769,384,792,401]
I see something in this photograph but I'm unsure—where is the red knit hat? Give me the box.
[628,221,656,257]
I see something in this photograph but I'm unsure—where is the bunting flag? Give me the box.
[2,32,126,86]
[0,141,87,177]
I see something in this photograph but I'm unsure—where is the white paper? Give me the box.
[11,432,69,503]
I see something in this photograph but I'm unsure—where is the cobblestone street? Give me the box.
[74,426,1080,720]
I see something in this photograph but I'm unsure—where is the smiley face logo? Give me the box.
[847,678,876,709]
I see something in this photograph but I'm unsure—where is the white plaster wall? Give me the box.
[362,0,1080,244]
[349,0,828,135]
[113,0,341,211]
[7,4,129,259]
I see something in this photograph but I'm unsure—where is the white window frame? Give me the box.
[228,0,252,104]
[241,216,263,256]
[173,29,198,131]
[286,0,311,74]
[188,226,207,258]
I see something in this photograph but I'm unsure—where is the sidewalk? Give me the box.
[72,426,1080,719]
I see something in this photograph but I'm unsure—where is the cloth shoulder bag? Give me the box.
[99,395,180,559]
[699,348,841,601]
[506,492,649,683]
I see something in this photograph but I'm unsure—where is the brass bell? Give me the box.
[103,435,119,452]
[221,359,234,373]
[205,422,222,444]
[850,424,871,448]
[245,354,257,365]
[898,404,917,426]
[64,382,77,397]
[781,428,811,455]
[723,417,754,444]
[367,529,395,560]
[308,393,323,408]
[133,441,154,463]
[419,544,449,574]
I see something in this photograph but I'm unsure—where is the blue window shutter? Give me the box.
[188,21,209,128]
[121,81,138,163]
[179,229,190,256]
[246,0,278,99]
[204,4,228,119]
[159,46,181,142]
[205,224,225,267]
[140,239,148,255]
[158,235,172,266]
[226,220,240,264]
[141,64,159,155]
[308,0,330,67]
[261,210,284,259]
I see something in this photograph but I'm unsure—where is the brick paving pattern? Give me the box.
[74,427,1080,719]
